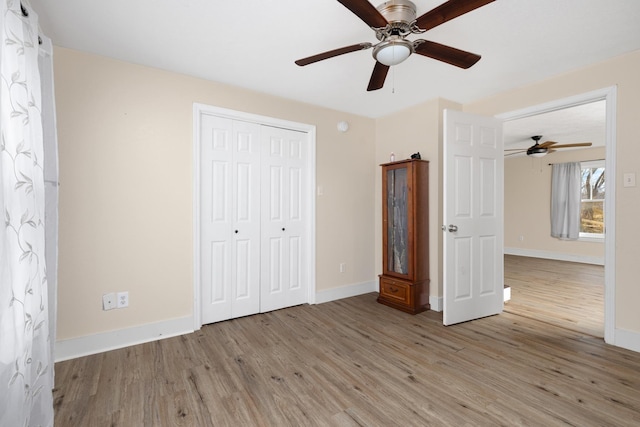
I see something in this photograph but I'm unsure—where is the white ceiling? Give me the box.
[30,0,640,119]
[503,100,607,156]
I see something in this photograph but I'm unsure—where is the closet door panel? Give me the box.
[209,241,228,303]
[234,239,250,298]
[284,131,307,300]
[230,120,261,319]
[201,115,233,323]
[288,236,302,291]
[261,126,307,311]
[267,237,284,293]
[268,165,284,221]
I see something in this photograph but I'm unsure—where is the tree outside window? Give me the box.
[580,162,605,237]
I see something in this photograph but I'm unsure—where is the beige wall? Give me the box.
[465,50,640,333]
[505,146,605,260]
[54,47,376,340]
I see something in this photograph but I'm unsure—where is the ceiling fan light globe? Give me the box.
[527,146,548,157]
[373,40,412,66]
[528,151,547,158]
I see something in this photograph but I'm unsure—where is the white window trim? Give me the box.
[580,233,604,242]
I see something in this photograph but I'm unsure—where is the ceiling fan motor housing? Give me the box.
[376,0,416,22]
[375,0,417,37]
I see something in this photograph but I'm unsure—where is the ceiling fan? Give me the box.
[295,0,495,91]
[504,135,593,158]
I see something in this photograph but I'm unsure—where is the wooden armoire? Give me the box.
[378,159,430,314]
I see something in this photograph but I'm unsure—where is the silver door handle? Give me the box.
[448,224,458,232]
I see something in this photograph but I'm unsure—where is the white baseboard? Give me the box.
[429,296,443,312]
[504,286,511,302]
[315,280,377,304]
[504,247,604,266]
[55,316,194,362]
[615,328,640,353]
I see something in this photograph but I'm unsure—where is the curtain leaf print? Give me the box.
[16,171,33,193]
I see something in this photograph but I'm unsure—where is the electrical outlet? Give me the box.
[339,263,346,273]
[117,291,129,308]
[102,293,116,311]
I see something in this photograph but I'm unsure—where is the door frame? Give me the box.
[496,86,616,344]
[192,103,317,330]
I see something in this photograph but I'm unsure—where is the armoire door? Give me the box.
[260,126,308,312]
[200,115,261,324]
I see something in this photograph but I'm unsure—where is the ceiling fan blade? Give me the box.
[337,0,388,28]
[539,140,558,148]
[550,143,593,149]
[505,151,526,157]
[414,40,481,69]
[504,148,527,151]
[295,43,372,66]
[414,0,495,32]
[367,62,389,91]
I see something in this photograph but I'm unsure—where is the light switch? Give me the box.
[623,173,636,188]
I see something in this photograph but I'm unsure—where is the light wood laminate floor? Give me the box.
[504,254,604,338]
[55,282,639,426]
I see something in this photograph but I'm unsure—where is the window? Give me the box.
[580,161,605,238]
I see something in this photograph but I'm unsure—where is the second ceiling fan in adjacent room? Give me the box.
[504,135,593,158]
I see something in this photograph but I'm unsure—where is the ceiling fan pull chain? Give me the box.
[392,66,395,94]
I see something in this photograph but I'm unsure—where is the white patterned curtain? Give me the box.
[550,162,581,240]
[0,1,54,426]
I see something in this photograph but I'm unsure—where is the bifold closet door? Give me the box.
[200,115,261,324]
[260,126,308,312]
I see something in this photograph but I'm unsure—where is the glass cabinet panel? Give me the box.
[387,167,408,275]
[379,159,429,314]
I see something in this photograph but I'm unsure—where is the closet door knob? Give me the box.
[282,228,285,231]
[234,230,238,234]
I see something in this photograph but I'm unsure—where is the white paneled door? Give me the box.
[443,110,504,326]
[200,116,262,324]
[260,126,308,312]
[199,111,310,325]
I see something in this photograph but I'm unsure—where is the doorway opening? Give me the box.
[497,87,616,343]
